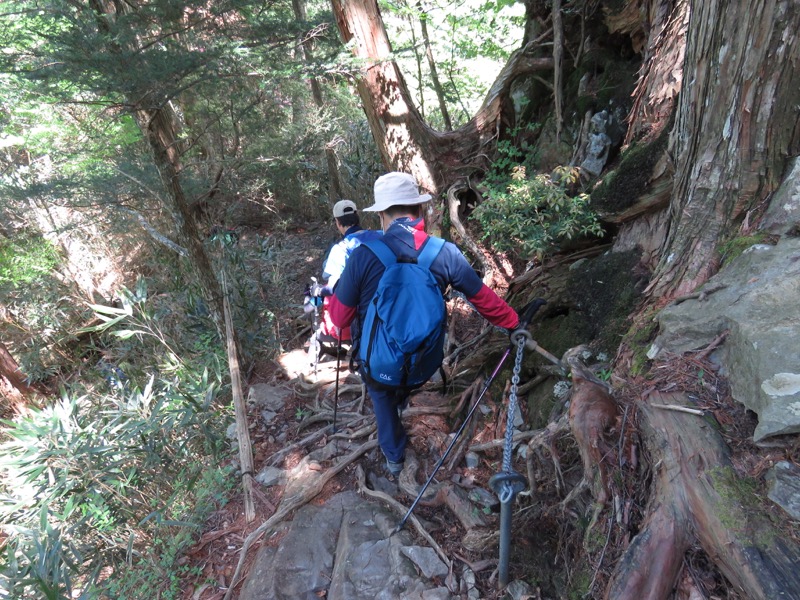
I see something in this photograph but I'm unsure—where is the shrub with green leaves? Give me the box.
[0,235,60,289]
[472,165,604,260]
[0,233,76,384]
[0,283,235,599]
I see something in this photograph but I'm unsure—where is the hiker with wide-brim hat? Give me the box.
[328,172,522,477]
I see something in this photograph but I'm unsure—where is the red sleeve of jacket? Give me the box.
[329,294,357,329]
[467,284,519,329]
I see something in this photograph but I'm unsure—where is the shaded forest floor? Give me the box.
[174,225,800,600]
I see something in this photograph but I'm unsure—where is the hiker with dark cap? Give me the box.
[306,200,382,349]
[320,199,382,293]
[329,172,521,477]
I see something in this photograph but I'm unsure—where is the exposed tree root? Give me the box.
[297,410,362,430]
[399,450,487,530]
[449,377,483,420]
[525,413,571,496]
[403,404,452,418]
[267,422,336,466]
[333,420,376,441]
[469,429,537,452]
[605,391,800,600]
[398,450,440,501]
[223,439,378,600]
[564,348,619,512]
[446,383,483,471]
[444,328,492,368]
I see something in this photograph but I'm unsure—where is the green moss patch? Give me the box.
[590,126,669,213]
[708,466,775,546]
[718,232,776,266]
[531,249,646,365]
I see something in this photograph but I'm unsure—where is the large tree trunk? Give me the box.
[647,0,800,298]
[597,2,800,596]
[607,0,690,145]
[330,0,553,194]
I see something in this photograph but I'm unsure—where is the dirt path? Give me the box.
[174,225,800,600]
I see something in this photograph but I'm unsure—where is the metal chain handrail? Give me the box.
[503,333,526,474]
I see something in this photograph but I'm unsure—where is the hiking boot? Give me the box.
[397,399,409,419]
[386,459,404,477]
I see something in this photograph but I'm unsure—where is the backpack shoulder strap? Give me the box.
[417,236,445,269]
[361,238,397,268]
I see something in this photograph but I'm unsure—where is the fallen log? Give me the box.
[605,391,800,600]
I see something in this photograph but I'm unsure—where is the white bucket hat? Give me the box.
[364,172,432,212]
[333,199,358,218]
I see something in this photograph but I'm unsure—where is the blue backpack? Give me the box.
[358,237,446,390]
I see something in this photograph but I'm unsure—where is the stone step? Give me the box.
[239,490,452,600]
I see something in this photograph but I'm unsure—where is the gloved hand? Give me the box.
[303,283,324,308]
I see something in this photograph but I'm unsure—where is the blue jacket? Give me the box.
[330,217,518,332]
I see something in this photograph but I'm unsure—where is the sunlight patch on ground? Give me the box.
[277,349,312,379]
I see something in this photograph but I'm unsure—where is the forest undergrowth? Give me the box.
[2,223,798,600]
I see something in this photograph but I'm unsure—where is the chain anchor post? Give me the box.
[490,331,530,589]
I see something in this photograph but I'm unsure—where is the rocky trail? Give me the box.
[178,346,543,600]
[173,227,800,600]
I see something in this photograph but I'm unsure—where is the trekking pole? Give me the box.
[332,335,342,434]
[391,298,547,536]
[307,278,321,377]
[489,299,549,588]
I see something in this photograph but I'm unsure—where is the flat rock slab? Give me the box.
[651,237,800,441]
[767,461,800,520]
[247,383,293,412]
[240,490,455,600]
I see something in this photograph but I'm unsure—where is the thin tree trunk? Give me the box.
[133,107,226,337]
[0,342,36,398]
[552,0,563,142]
[406,9,426,119]
[417,1,452,131]
[222,276,255,522]
[293,0,344,203]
